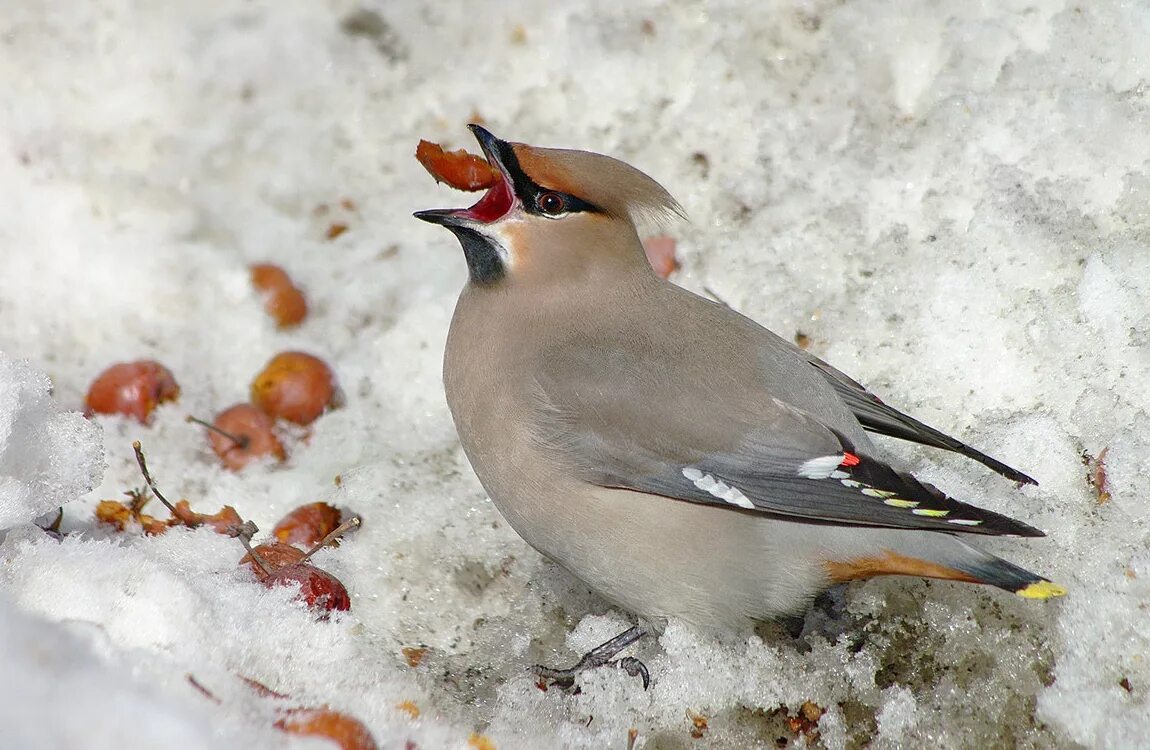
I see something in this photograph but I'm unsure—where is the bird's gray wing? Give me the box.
[800,353,1037,485]
[531,342,1043,538]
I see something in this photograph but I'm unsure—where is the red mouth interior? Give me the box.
[461,173,513,223]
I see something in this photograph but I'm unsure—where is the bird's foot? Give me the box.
[531,624,651,690]
[530,656,651,691]
[614,656,651,688]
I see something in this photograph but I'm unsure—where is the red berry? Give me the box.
[85,360,180,423]
[239,542,307,581]
[264,563,351,615]
[206,404,286,471]
[273,502,342,547]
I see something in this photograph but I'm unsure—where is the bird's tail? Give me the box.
[953,545,1066,599]
[826,529,1068,599]
[904,533,1066,599]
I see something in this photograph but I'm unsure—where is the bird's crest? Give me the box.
[510,143,685,231]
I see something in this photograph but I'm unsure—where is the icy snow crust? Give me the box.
[0,352,104,527]
[1,1,1147,747]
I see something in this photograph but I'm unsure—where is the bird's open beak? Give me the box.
[414,124,517,227]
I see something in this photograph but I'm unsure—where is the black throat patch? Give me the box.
[446,225,505,286]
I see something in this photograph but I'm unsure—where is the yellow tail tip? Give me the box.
[1017,580,1068,600]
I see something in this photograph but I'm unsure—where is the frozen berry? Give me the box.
[169,499,244,535]
[191,405,286,471]
[95,498,169,535]
[273,502,342,547]
[251,352,338,426]
[85,360,180,423]
[264,564,351,615]
[250,264,308,329]
[240,542,307,581]
[237,517,359,615]
[274,707,378,750]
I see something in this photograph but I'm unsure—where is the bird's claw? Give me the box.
[530,656,651,691]
[612,656,651,689]
[530,625,651,691]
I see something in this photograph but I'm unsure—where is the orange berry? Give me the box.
[250,264,308,328]
[274,707,377,750]
[415,139,498,191]
[251,352,338,426]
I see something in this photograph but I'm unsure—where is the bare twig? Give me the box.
[186,674,221,704]
[186,415,250,449]
[131,441,179,515]
[299,516,362,564]
[230,520,259,543]
[235,528,273,577]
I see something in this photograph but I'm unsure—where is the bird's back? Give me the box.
[444,268,879,516]
[637,279,876,452]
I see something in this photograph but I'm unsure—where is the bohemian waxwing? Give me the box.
[415,125,1065,688]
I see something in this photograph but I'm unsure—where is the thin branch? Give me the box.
[299,516,362,564]
[186,415,250,449]
[186,674,221,704]
[131,441,179,515]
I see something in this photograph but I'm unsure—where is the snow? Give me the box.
[1,0,1148,748]
[0,353,103,528]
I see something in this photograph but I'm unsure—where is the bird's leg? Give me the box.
[792,584,853,649]
[532,624,651,690]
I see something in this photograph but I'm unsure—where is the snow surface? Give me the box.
[1,1,1148,747]
[0,352,103,527]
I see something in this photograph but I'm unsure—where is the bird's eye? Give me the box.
[536,192,566,217]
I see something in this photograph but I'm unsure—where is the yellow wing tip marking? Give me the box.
[883,498,919,508]
[1017,580,1068,599]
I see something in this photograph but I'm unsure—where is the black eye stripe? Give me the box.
[495,141,603,217]
[495,141,538,203]
[525,188,599,217]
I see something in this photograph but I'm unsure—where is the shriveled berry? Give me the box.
[274,707,378,750]
[169,499,244,534]
[94,499,169,535]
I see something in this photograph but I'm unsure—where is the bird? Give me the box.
[414,125,1065,689]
